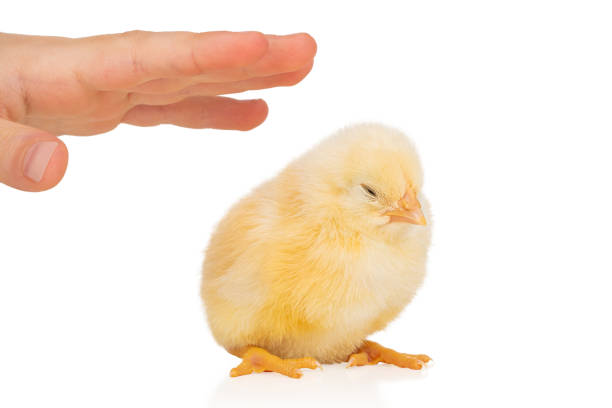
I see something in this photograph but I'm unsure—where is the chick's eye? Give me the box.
[360,184,378,199]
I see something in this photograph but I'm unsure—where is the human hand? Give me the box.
[0,31,316,192]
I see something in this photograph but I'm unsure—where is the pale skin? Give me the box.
[0,30,317,192]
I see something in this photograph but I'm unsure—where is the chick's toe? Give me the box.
[230,346,320,379]
[346,340,430,370]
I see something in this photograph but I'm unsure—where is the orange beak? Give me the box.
[384,190,427,225]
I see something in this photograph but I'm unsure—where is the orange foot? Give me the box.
[229,346,321,379]
[347,340,431,370]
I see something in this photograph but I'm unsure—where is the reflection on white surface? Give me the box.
[209,363,428,408]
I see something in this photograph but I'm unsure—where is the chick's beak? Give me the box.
[384,190,427,225]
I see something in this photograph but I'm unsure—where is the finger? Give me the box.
[122,96,268,131]
[128,61,314,106]
[0,118,68,192]
[126,32,317,93]
[177,33,317,84]
[81,31,270,89]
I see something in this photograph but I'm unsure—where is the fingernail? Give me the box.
[23,141,58,182]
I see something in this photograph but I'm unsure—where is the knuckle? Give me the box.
[117,30,150,77]
[185,39,205,76]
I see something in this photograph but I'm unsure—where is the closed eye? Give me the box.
[360,184,378,199]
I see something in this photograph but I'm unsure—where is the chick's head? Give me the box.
[294,123,428,239]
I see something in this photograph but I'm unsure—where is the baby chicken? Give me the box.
[201,123,431,378]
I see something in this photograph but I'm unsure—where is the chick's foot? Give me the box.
[347,340,431,370]
[229,346,321,379]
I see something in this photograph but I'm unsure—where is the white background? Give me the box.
[1,1,611,407]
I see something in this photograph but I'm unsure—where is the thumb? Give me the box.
[0,118,68,192]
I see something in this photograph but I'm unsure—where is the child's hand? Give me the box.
[0,31,316,192]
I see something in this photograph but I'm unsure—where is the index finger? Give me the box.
[79,30,270,89]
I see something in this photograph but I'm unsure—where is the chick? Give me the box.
[201,123,432,378]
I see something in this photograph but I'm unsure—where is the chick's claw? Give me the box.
[230,346,320,379]
[405,353,431,364]
[346,340,431,370]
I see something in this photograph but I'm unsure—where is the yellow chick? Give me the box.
[201,123,431,378]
